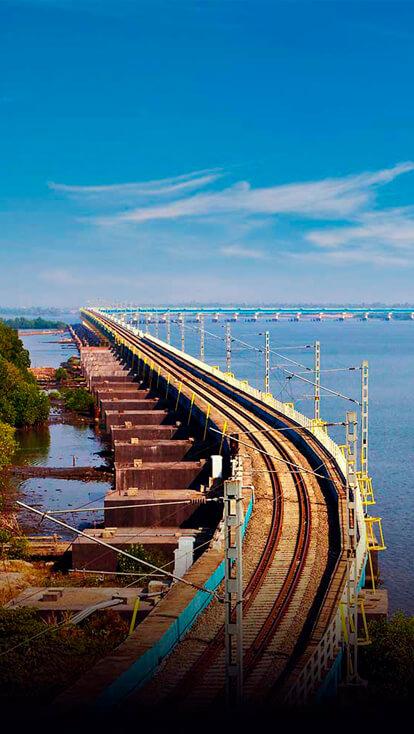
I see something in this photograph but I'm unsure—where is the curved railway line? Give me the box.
[87,312,348,707]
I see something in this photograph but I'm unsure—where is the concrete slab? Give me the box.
[359,588,389,620]
[114,439,194,464]
[110,425,180,442]
[105,410,171,427]
[101,398,162,413]
[72,526,200,571]
[95,388,150,401]
[6,586,151,621]
[115,460,207,492]
[104,487,206,526]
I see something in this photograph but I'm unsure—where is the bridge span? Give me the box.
[57,307,380,712]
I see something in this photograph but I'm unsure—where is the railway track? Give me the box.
[89,313,346,706]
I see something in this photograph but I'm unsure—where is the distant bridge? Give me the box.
[99,306,414,321]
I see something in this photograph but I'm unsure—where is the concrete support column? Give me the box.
[173,536,195,578]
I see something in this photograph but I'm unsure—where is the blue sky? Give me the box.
[1,0,414,307]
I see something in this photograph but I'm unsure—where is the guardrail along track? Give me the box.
[86,313,346,706]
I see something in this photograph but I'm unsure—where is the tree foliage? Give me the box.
[62,387,94,414]
[55,366,69,383]
[0,607,128,705]
[0,420,16,470]
[118,542,168,575]
[1,317,66,330]
[360,612,414,702]
[0,323,49,428]
[0,321,30,371]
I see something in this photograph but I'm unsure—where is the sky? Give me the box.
[1,0,414,307]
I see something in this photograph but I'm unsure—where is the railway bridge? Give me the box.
[58,307,384,713]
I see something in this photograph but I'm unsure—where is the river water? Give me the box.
[14,312,413,613]
[13,323,111,540]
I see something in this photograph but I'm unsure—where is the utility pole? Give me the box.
[264,331,270,393]
[225,323,232,371]
[345,410,359,685]
[224,460,244,707]
[166,313,171,344]
[314,340,321,420]
[155,312,159,339]
[199,313,205,361]
[180,314,185,352]
[360,360,369,475]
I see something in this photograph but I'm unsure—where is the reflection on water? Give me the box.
[13,324,112,542]
[14,424,109,468]
[19,478,111,539]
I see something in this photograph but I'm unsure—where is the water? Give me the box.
[151,316,413,614]
[18,479,110,539]
[20,332,78,368]
[12,324,111,541]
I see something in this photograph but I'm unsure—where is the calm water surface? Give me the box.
[14,323,111,540]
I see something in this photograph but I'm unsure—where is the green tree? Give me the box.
[0,356,49,428]
[360,612,414,702]
[118,543,167,575]
[1,317,66,330]
[11,382,50,427]
[0,322,30,371]
[0,420,16,470]
[55,367,68,383]
[63,388,94,415]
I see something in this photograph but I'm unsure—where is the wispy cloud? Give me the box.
[307,207,414,250]
[303,206,414,266]
[220,244,268,260]
[50,161,414,270]
[49,168,222,199]
[83,162,413,226]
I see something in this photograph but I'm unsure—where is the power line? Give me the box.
[16,501,222,599]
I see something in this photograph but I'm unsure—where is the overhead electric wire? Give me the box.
[16,500,222,599]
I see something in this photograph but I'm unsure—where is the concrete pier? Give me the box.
[72,527,200,571]
[113,439,194,463]
[104,488,206,527]
[114,460,207,493]
[110,425,180,442]
[105,409,171,427]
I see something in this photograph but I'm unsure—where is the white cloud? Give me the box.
[86,161,414,226]
[48,161,414,271]
[307,207,414,250]
[220,244,268,259]
[49,168,222,199]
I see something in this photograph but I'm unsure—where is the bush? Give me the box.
[1,317,67,330]
[0,421,16,470]
[0,532,29,560]
[7,536,29,560]
[0,330,50,428]
[55,367,68,383]
[118,542,168,576]
[360,612,414,702]
[0,607,128,704]
[0,322,30,371]
[63,387,94,415]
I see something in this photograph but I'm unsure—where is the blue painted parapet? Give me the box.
[97,491,254,709]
